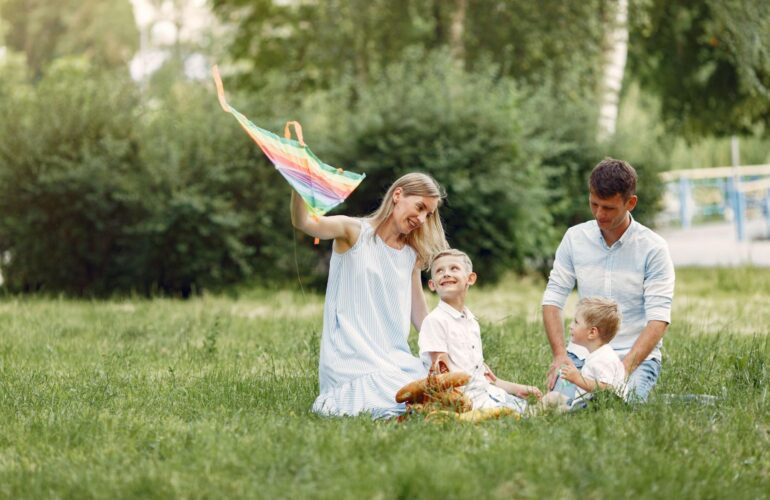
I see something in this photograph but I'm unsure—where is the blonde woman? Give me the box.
[291,172,448,418]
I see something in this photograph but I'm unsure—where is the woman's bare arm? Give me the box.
[291,190,360,249]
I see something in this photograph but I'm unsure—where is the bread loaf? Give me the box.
[395,371,471,403]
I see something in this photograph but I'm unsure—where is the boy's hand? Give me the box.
[429,359,449,376]
[559,362,580,384]
[483,364,497,383]
[514,385,542,400]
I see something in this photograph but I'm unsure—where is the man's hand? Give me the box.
[546,354,571,390]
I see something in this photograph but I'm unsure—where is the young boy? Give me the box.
[544,297,626,410]
[418,249,541,413]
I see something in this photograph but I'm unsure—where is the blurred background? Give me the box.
[0,0,768,296]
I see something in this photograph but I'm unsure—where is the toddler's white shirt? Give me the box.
[574,343,626,404]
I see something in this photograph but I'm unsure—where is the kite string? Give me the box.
[292,225,307,300]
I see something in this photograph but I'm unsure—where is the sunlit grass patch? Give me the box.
[1,268,769,498]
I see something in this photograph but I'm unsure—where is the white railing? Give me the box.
[660,164,770,241]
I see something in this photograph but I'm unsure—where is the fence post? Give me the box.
[728,176,746,241]
[765,188,770,239]
[730,136,745,241]
[678,177,692,228]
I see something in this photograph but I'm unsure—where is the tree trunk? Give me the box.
[449,0,467,67]
[597,0,628,142]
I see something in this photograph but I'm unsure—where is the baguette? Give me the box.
[395,371,471,404]
[425,387,472,413]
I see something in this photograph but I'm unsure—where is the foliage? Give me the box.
[305,52,555,280]
[464,0,609,92]
[211,0,610,99]
[3,0,761,296]
[669,133,770,169]
[629,0,770,137]
[0,0,138,78]
[0,60,317,295]
[517,72,602,231]
[605,83,672,225]
[0,60,144,294]
[517,79,669,233]
[1,269,769,497]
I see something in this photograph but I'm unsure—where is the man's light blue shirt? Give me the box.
[542,216,675,361]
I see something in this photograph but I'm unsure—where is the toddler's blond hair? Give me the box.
[576,297,622,343]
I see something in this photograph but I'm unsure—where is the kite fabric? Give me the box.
[212,65,365,225]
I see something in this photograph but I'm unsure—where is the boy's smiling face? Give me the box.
[428,255,476,300]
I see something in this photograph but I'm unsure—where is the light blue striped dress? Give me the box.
[312,220,427,419]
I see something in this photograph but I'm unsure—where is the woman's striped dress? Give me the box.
[312,220,427,419]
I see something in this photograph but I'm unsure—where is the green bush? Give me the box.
[0,53,670,296]
[0,61,316,295]
[519,77,668,241]
[307,51,556,281]
[518,73,601,233]
[605,83,670,226]
[0,60,144,294]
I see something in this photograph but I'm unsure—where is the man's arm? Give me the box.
[624,243,675,375]
[543,305,572,390]
[622,320,668,375]
[541,230,577,390]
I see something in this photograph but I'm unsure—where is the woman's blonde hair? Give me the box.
[368,172,448,269]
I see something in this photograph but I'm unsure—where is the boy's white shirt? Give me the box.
[573,343,626,403]
[418,300,508,409]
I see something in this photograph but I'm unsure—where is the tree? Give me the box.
[629,0,770,136]
[0,0,138,78]
[212,0,611,99]
[597,0,629,141]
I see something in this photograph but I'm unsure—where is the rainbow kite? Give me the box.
[212,65,365,223]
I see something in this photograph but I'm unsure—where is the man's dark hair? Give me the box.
[588,157,637,200]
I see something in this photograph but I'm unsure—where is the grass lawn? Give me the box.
[1,267,769,498]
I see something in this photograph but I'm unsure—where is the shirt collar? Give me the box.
[586,343,613,361]
[593,213,637,248]
[616,213,637,246]
[437,300,474,320]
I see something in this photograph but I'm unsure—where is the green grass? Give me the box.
[1,268,769,498]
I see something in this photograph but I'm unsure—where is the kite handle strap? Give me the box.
[211,65,230,112]
[284,121,306,147]
[311,214,320,245]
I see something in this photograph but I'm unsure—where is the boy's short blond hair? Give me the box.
[576,297,622,343]
[429,249,473,277]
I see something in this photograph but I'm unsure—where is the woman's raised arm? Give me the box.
[290,190,360,248]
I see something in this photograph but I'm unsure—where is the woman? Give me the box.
[291,172,448,418]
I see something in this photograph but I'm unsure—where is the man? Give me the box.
[542,158,675,402]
